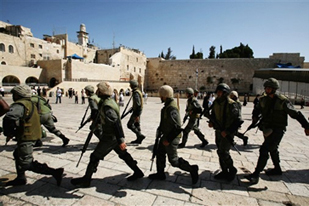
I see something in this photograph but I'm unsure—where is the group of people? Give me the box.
[2,77,309,190]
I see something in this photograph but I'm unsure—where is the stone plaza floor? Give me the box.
[0,95,309,206]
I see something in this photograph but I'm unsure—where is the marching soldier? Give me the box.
[84,85,102,139]
[71,81,144,188]
[127,80,146,144]
[208,83,241,181]
[245,78,309,184]
[31,94,69,147]
[148,85,199,184]
[3,85,64,187]
[178,88,208,148]
[229,91,248,146]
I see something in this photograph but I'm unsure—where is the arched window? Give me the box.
[9,45,14,53]
[0,43,5,52]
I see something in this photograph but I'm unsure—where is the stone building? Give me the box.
[0,21,146,95]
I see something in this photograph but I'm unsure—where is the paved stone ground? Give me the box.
[1,95,309,206]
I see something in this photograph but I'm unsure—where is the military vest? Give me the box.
[160,99,181,138]
[90,94,101,105]
[99,98,121,135]
[14,99,41,141]
[212,97,237,130]
[31,95,51,115]
[259,94,289,128]
[132,89,143,110]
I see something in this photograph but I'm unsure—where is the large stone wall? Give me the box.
[145,55,306,93]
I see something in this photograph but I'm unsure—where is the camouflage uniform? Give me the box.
[245,78,309,184]
[71,81,144,188]
[209,83,241,181]
[84,85,102,139]
[148,85,199,184]
[3,85,63,187]
[127,80,146,144]
[179,88,208,148]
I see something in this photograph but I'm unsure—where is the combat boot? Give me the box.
[214,170,228,180]
[243,136,248,146]
[265,167,282,176]
[148,172,166,180]
[29,161,64,186]
[5,173,27,187]
[34,139,43,147]
[226,166,237,181]
[244,172,259,185]
[190,165,199,184]
[59,134,70,147]
[200,139,209,148]
[178,142,186,148]
[127,163,144,181]
[130,134,145,144]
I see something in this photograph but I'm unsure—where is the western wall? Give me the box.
[145,53,305,95]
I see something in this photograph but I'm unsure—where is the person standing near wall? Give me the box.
[55,87,62,104]
[127,80,146,144]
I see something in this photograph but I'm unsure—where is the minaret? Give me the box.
[77,23,88,47]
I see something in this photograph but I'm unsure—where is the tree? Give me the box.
[219,43,254,58]
[160,47,176,60]
[190,46,196,59]
[190,46,203,59]
[208,46,216,59]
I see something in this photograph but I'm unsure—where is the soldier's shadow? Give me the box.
[34,142,98,154]
[1,176,82,200]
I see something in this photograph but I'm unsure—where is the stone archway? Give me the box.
[2,75,20,85]
[25,76,39,84]
[49,78,57,88]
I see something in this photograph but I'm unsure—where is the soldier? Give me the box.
[148,85,199,184]
[208,83,241,181]
[245,78,309,184]
[229,91,248,146]
[178,88,208,148]
[127,80,146,144]
[84,85,102,139]
[3,85,64,187]
[31,94,69,147]
[71,81,144,188]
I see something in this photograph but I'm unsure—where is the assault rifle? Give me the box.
[76,105,90,133]
[76,114,99,167]
[241,115,262,136]
[121,107,133,119]
[121,96,133,119]
[150,128,163,171]
[204,109,242,155]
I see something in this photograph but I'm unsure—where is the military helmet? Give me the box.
[230,90,238,98]
[263,78,280,89]
[84,85,94,93]
[158,85,174,98]
[185,88,194,95]
[129,80,138,88]
[11,85,31,98]
[215,83,231,93]
[97,81,113,96]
